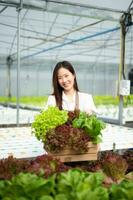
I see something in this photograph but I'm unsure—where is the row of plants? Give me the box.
[94,95,133,106]
[0,96,47,107]
[0,169,132,200]
[0,95,133,106]
[0,151,132,199]
[0,151,132,181]
[32,106,105,153]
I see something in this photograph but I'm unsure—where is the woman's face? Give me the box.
[57,67,75,92]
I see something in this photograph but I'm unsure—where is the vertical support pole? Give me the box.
[6,56,13,101]
[118,15,126,125]
[118,30,124,125]
[118,11,132,125]
[16,0,23,126]
[118,95,123,125]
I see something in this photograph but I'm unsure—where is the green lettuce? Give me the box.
[72,112,106,144]
[32,106,68,141]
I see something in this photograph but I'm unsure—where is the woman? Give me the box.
[45,61,97,114]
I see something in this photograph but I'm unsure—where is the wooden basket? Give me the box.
[47,142,99,162]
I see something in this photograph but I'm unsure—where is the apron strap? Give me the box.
[74,91,80,116]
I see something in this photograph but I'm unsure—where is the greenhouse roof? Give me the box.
[0,0,133,65]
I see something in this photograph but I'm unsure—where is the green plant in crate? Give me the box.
[32,106,106,153]
[72,112,106,144]
[32,106,68,141]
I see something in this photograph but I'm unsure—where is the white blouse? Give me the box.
[44,92,97,114]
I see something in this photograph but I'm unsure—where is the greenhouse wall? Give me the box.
[0,60,132,97]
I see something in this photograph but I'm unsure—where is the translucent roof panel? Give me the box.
[0,0,133,66]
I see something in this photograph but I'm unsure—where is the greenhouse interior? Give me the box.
[0,0,133,199]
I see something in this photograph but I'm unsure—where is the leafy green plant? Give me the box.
[109,179,133,200]
[72,112,106,144]
[0,156,30,180]
[0,172,56,199]
[32,107,105,153]
[26,154,70,178]
[101,152,128,182]
[32,106,68,141]
[0,154,132,200]
[44,124,91,153]
[123,150,133,173]
[56,169,109,200]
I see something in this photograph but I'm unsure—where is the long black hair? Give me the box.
[52,61,79,109]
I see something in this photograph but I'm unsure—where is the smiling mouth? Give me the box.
[63,84,70,88]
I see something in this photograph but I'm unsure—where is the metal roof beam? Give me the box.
[49,0,125,13]
[0,0,125,21]
[0,0,125,13]
[0,5,7,13]
[0,0,47,10]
